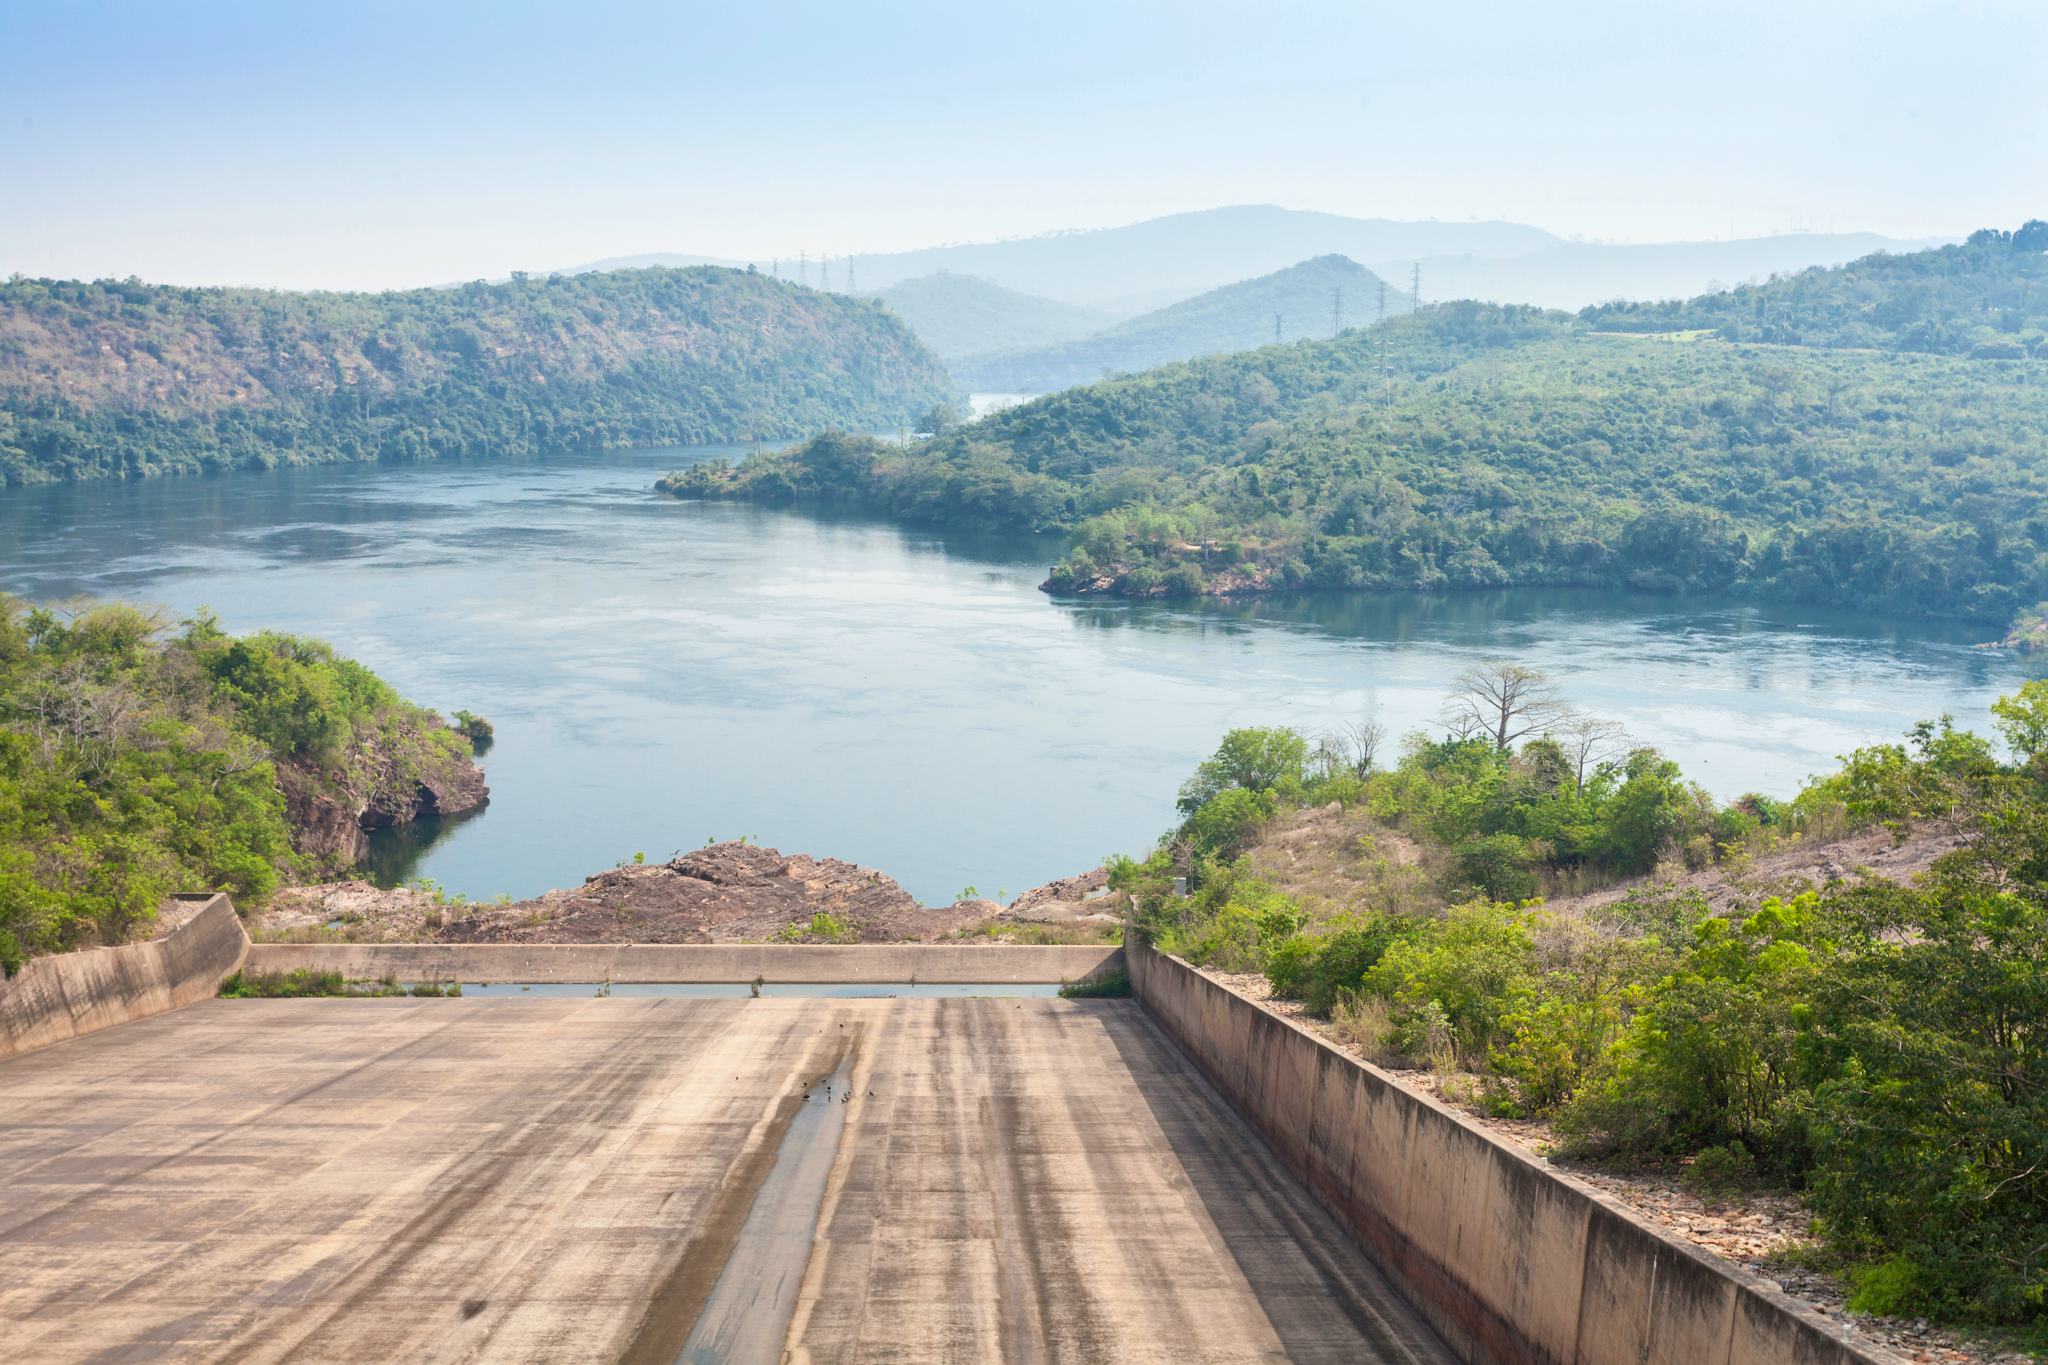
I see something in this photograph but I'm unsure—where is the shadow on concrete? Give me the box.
[1099,1003,1455,1365]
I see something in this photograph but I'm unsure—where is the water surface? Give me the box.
[2,446,2032,903]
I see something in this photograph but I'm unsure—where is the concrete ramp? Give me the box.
[0,993,1454,1363]
[0,894,247,1060]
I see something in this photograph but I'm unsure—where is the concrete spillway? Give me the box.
[0,994,1454,1363]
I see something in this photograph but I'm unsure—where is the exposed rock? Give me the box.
[443,842,992,945]
[275,741,489,874]
[258,846,1118,947]
[1004,868,1124,925]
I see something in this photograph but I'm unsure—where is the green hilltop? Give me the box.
[665,226,2048,632]
[0,266,953,483]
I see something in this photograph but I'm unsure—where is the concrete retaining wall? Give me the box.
[1127,938,1898,1365]
[0,894,250,1061]
[243,941,1124,984]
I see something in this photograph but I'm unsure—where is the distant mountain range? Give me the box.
[556,205,1946,321]
[953,255,1412,393]
[869,273,1112,362]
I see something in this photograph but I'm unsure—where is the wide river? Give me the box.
[4,446,2033,904]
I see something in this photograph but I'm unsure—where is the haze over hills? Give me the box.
[0,266,951,483]
[671,228,2048,630]
[868,273,1113,362]
[954,255,1412,393]
[558,206,1559,311]
[1385,231,1949,310]
[559,205,1945,337]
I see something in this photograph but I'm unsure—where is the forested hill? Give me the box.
[1583,221,2048,357]
[953,255,1412,393]
[0,267,953,483]
[665,230,2048,630]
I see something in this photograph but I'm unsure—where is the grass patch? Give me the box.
[1058,968,1131,999]
[219,969,461,998]
[775,911,860,944]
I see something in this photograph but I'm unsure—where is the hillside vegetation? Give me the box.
[0,598,484,969]
[870,272,1111,361]
[1585,222,2048,356]
[667,238,2048,627]
[954,254,1411,392]
[1124,672,2048,1336]
[0,266,953,483]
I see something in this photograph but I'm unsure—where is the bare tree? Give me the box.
[1555,713,1629,793]
[1344,717,1387,775]
[1310,717,1389,780]
[1442,661,1567,751]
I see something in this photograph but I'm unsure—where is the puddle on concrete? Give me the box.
[676,1058,857,1363]
[459,981,1062,998]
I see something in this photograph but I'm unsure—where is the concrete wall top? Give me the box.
[1126,937,1903,1365]
[0,893,250,1062]
[244,941,1125,984]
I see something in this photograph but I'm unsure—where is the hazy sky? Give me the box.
[3,0,2043,290]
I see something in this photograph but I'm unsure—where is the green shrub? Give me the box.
[1058,968,1131,999]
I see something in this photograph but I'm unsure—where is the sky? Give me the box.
[2,0,2044,291]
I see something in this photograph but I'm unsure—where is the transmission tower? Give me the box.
[771,258,780,281]
[799,251,808,288]
[1411,262,1421,312]
[1332,287,1343,337]
[820,256,832,290]
[1377,279,1386,324]
[846,257,857,292]
[1274,312,1283,342]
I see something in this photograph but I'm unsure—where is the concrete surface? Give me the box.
[244,941,1123,985]
[0,895,248,1061]
[1127,938,1903,1365]
[0,993,1453,1364]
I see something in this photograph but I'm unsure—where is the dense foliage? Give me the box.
[1120,686,2048,1331]
[1584,222,2048,357]
[668,231,2048,629]
[0,599,477,970]
[0,267,953,483]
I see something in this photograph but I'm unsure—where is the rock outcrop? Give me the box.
[259,844,1114,947]
[277,736,489,870]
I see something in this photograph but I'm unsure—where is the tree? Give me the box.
[914,402,961,436]
[1992,678,2048,761]
[1442,662,1567,752]
[1175,727,1308,814]
[1557,713,1630,794]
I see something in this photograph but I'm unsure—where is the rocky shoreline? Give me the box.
[274,725,490,871]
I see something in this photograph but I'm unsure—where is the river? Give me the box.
[3,445,2032,904]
